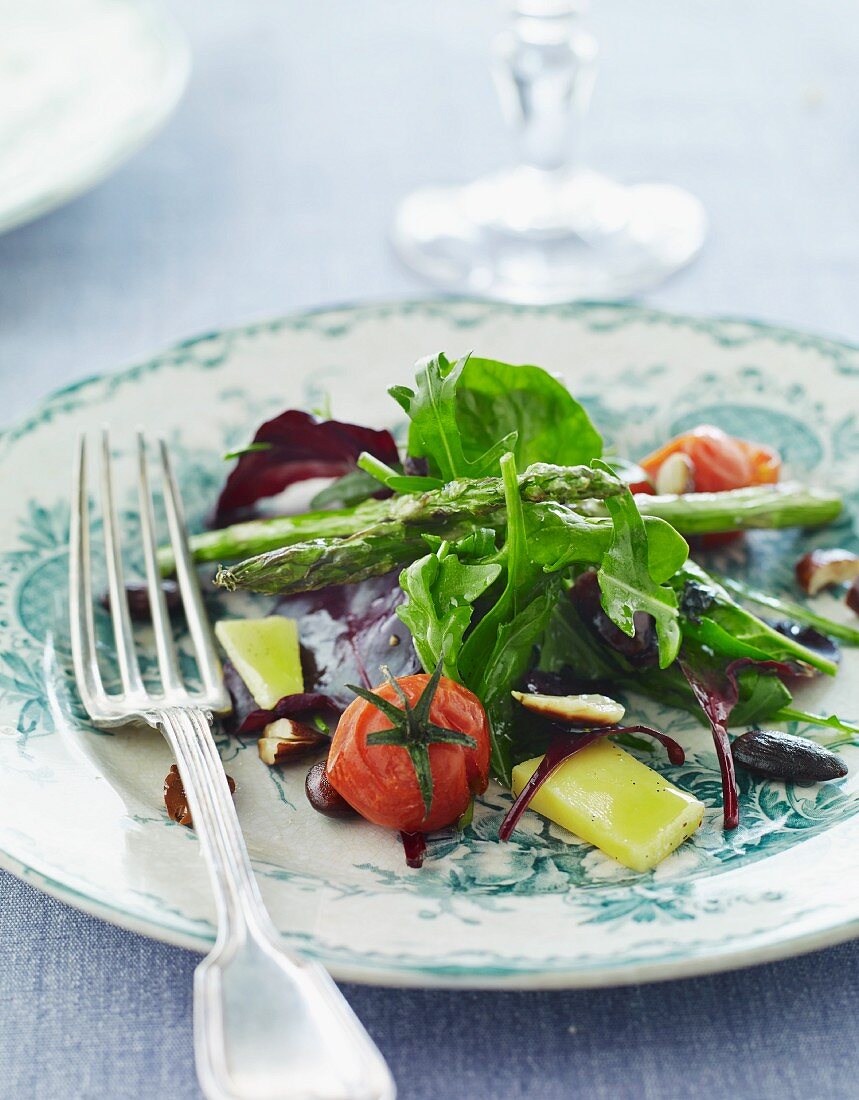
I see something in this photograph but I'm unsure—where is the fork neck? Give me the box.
[154,706,272,944]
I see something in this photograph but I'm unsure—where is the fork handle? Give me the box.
[154,706,396,1100]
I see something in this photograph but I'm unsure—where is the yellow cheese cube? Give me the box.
[511,740,704,872]
[215,617,303,709]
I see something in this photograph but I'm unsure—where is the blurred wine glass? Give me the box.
[393,0,707,303]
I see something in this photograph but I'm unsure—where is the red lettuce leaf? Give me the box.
[223,662,337,735]
[213,410,399,526]
[679,654,809,831]
[276,572,420,708]
[225,573,420,734]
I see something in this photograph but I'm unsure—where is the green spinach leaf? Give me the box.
[455,357,603,470]
[390,353,603,482]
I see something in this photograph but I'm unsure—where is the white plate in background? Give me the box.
[0,0,189,234]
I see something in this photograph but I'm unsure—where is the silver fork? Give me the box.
[69,430,396,1100]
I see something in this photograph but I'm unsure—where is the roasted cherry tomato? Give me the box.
[738,439,780,485]
[640,425,781,546]
[640,424,780,493]
[327,673,490,833]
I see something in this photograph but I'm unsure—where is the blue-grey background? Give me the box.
[2,1,858,1097]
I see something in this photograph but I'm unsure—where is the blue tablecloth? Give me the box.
[2,2,858,1096]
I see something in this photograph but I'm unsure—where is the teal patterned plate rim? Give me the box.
[1,298,858,989]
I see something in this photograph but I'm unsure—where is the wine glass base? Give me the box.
[392,168,707,303]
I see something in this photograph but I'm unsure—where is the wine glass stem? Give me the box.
[493,2,598,173]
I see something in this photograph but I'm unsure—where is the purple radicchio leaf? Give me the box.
[678,654,808,831]
[225,572,420,735]
[213,410,399,526]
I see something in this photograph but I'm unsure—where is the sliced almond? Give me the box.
[511,691,625,726]
[258,718,326,766]
[795,548,859,595]
[654,452,696,496]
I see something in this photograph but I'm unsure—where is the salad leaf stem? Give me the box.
[680,654,802,830]
[357,451,443,494]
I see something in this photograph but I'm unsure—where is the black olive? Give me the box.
[679,579,715,624]
[570,571,659,669]
[771,620,841,666]
[403,455,430,478]
[101,580,183,622]
[523,669,576,696]
[731,729,848,784]
[305,761,357,818]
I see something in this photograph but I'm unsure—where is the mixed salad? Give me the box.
[162,353,859,872]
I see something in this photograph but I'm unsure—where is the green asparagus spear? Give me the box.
[171,476,842,574]
[629,482,841,535]
[215,518,492,595]
[214,480,844,596]
[158,499,391,574]
[162,462,623,573]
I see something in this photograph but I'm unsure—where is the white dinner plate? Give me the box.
[0,0,189,234]
[1,299,858,987]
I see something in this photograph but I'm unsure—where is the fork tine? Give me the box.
[136,433,182,696]
[100,429,144,697]
[69,434,106,713]
[158,438,228,709]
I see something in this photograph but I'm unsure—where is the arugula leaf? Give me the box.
[774,707,859,737]
[595,469,682,668]
[674,562,838,676]
[719,575,859,646]
[456,453,565,783]
[398,539,502,681]
[458,452,537,688]
[523,504,688,582]
[390,353,516,482]
[390,353,603,483]
[479,580,564,783]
